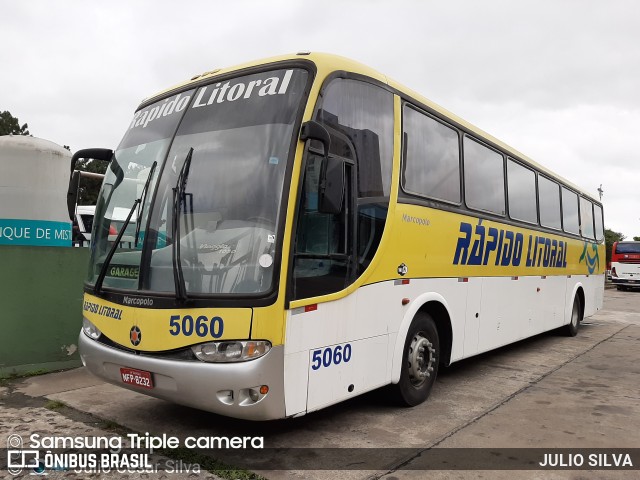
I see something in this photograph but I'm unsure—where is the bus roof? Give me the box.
[139,52,599,204]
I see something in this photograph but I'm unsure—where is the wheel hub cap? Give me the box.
[408,333,435,387]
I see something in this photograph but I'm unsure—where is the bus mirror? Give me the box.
[300,121,331,157]
[319,156,345,215]
[67,170,81,221]
[69,148,113,173]
[67,148,113,221]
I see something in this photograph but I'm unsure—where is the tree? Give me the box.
[0,110,30,136]
[634,236,640,241]
[75,158,108,205]
[605,228,625,265]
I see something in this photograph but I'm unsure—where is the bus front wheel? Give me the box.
[394,312,440,407]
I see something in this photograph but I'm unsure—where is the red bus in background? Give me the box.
[611,241,640,290]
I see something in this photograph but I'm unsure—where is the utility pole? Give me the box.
[597,184,604,201]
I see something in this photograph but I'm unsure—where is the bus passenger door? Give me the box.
[291,134,356,300]
[288,142,390,412]
[286,130,360,413]
[285,78,395,415]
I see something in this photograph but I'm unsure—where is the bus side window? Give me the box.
[317,79,394,276]
[594,203,604,242]
[579,197,595,240]
[561,187,580,235]
[298,153,343,255]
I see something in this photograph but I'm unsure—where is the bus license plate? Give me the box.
[120,367,154,389]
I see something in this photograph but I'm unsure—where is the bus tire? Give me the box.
[564,295,582,337]
[393,312,440,407]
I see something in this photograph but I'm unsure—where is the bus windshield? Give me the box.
[88,68,309,297]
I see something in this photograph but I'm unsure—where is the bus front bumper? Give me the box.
[78,332,286,421]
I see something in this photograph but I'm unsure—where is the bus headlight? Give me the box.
[82,318,102,340]
[191,341,271,363]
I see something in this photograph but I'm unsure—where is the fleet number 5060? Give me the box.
[169,315,224,338]
[311,344,352,370]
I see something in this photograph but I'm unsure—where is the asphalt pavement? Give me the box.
[1,286,639,480]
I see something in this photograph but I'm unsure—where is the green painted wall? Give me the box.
[0,246,89,377]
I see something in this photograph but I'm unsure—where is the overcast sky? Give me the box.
[2,0,638,238]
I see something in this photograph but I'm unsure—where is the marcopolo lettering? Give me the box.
[402,213,430,227]
[123,296,154,307]
[453,221,567,268]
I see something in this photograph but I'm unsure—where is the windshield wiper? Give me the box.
[95,163,157,294]
[134,161,157,246]
[94,198,140,294]
[172,148,194,302]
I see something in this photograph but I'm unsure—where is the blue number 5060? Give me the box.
[169,315,224,338]
[311,344,352,370]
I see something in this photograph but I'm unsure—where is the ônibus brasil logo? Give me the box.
[6,434,45,476]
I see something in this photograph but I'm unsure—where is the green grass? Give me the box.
[1,368,63,380]
[21,369,49,377]
[44,400,66,410]
[97,419,133,436]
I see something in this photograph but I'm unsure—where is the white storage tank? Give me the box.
[0,135,72,246]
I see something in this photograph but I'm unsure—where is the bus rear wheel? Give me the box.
[564,295,582,337]
[394,313,440,407]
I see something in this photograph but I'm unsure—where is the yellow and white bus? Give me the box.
[74,53,605,420]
